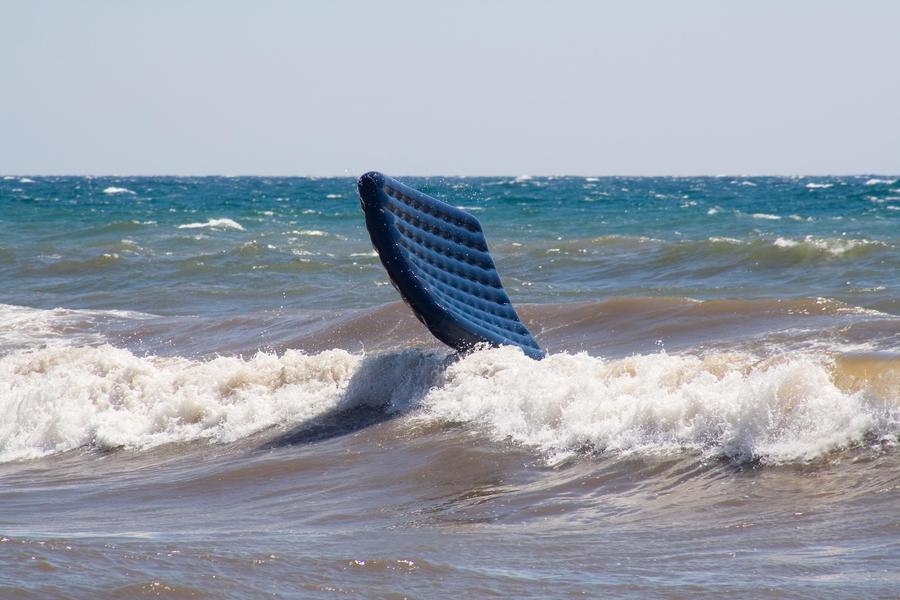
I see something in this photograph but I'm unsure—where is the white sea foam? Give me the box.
[19,177,35,183]
[865,178,897,186]
[177,218,245,231]
[298,229,328,237]
[752,212,781,220]
[706,207,720,215]
[773,237,799,248]
[772,236,886,256]
[0,346,363,461]
[0,344,895,464]
[3,176,15,180]
[418,347,897,464]
[103,186,135,195]
[0,304,149,354]
[514,175,533,183]
[805,182,833,189]
[325,194,343,199]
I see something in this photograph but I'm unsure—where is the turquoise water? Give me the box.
[1,174,898,597]
[2,175,897,315]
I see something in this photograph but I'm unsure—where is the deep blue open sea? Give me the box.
[1,174,898,597]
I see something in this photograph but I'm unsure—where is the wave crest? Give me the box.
[420,347,897,464]
[1,343,895,464]
[0,346,361,461]
[102,186,135,195]
[177,218,245,231]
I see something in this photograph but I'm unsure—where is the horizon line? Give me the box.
[3,172,898,179]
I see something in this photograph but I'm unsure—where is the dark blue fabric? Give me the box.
[358,172,544,359]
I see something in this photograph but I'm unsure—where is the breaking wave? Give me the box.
[1,343,896,464]
[102,186,135,195]
[177,218,245,231]
[513,234,892,264]
[419,347,898,464]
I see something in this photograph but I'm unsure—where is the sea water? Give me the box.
[1,175,898,596]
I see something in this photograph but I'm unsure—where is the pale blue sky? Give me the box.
[2,1,898,175]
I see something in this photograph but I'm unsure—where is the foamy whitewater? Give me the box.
[4,342,893,465]
[1,175,898,597]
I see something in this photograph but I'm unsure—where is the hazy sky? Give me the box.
[2,1,899,176]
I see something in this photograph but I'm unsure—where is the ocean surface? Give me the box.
[1,174,898,597]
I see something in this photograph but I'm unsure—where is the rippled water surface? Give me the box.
[1,175,898,597]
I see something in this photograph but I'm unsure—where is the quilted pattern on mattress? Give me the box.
[358,171,544,359]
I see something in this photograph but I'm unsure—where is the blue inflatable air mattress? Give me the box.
[358,171,544,359]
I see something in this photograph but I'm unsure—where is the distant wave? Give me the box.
[510,234,892,263]
[178,218,245,231]
[769,236,889,256]
[865,178,897,186]
[805,182,834,189]
[43,252,122,275]
[80,219,157,236]
[103,186,135,195]
[0,344,895,464]
[0,303,151,353]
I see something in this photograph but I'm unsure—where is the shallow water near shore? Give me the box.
[1,175,898,597]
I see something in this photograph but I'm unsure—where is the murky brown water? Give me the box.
[2,299,898,598]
